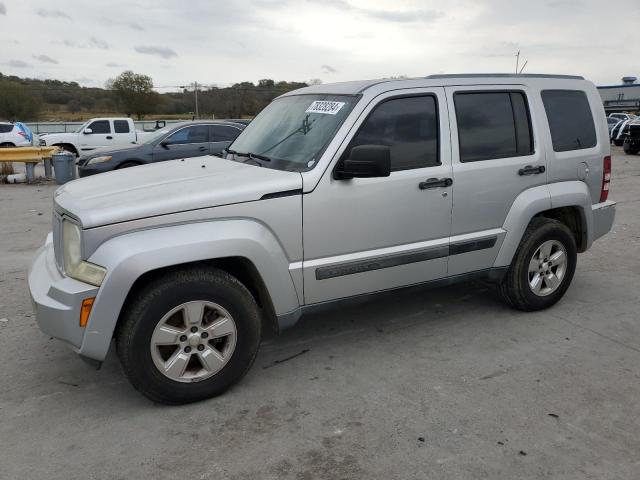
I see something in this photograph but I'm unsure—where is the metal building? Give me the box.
[598,76,640,114]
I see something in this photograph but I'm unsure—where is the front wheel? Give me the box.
[116,267,261,404]
[498,218,577,311]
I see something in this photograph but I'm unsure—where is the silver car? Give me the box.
[29,74,616,403]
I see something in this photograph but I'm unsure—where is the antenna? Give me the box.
[518,60,528,74]
[515,50,520,74]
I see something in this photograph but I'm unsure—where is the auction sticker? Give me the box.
[306,100,345,115]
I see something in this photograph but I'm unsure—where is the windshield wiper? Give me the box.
[227,149,272,162]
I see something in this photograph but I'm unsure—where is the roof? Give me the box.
[280,73,588,97]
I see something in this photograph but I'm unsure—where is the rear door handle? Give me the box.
[199,146,207,152]
[106,136,113,140]
[419,177,453,189]
[518,165,545,176]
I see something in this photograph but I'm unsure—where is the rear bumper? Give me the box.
[591,200,616,242]
[28,234,99,353]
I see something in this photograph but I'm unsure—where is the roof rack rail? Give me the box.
[425,73,585,80]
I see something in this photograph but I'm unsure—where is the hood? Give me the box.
[80,143,145,159]
[41,132,73,142]
[55,156,302,228]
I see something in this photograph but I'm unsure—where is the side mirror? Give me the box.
[83,128,93,135]
[334,145,391,180]
[160,140,170,149]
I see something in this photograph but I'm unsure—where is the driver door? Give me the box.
[302,89,453,304]
[78,119,113,152]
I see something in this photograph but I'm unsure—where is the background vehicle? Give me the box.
[608,113,636,122]
[611,118,632,146]
[608,116,621,136]
[0,121,38,147]
[77,120,246,177]
[29,74,616,404]
[39,117,142,156]
[623,118,640,154]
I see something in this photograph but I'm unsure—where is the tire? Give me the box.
[116,267,262,404]
[116,161,141,169]
[613,139,624,147]
[623,143,639,155]
[0,142,15,147]
[498,218,577,311]
[53,144,78,156]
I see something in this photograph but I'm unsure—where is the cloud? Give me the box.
[63,37,109,49]
[306,0,443,23]
[105,62,126,68]
[33,54,58,64]
[36,8,71,20]
[321,64,337,73]
[90,37,109,49]
[127,22,144,31]
[7,60,31,68]
[134,45,178,59]
[0,3,6,15]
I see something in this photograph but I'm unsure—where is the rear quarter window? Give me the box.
[541,90,597,152]
[0,124,14,133]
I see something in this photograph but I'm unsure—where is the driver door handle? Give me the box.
[419,177,453,190]
[106,136,113,140]
[518,165,545,176]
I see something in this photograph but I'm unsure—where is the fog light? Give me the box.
[80,297,95,327]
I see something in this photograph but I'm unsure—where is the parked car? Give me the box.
[623,118,640,154]
[39,117,143,156]
[608,113,636,123]
[607,116,621,136]
[611,118,633,146]
[0,121,37,147]
[29,74,616,404]
[76,120,246,177]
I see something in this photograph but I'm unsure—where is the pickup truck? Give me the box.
[39,118,142,156]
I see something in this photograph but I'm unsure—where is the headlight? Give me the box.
[86,155,112,165]
[62,220,106,286]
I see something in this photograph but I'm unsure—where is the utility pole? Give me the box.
[194,81,199,119]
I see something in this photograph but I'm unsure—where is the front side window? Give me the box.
[228,94,357,171]
[88,120,111,134]
[541,90,597,152]
[454,91,533,162]
[114,120,130,133]
[344,95,439,171]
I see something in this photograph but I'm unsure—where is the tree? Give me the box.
[0,80,41,120]
[108,70,160,119]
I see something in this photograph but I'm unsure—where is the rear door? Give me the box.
[113,119,137,145]
[209,124,244,156]
[445,85,546,275]
[152,125,210,162]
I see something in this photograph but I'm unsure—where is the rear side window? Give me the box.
[454,91,533,162]
[114,120,130,133]
[88,120,111,134]
[541,90,597,152]
[210,125,242,142]
[345,95,439,171]
[0,124,14,133]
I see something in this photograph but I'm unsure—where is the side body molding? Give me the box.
[80,220,301,361]
[493,181,592,267]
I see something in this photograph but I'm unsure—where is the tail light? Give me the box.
[600,155,611,202]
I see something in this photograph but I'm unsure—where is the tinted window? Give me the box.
[166,125,209,145]
[541,90,597,152]
[454,91,533,162]
[210,125,242,142]
[114,120,130,133]
[0,124,13,133]
[345,95,439,171]
[88,120,110,134]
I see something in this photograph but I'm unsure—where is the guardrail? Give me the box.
[0,146,61,182]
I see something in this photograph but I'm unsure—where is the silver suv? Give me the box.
[29,74,616,404]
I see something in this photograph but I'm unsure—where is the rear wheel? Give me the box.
[0,142,15,147]
[498,218,577,311]
[116,267,262,404]
[623,142,639,155]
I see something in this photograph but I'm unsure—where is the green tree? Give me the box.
[0,80,42,120]
[107,70,160,119]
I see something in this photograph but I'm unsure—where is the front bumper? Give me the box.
[591,200,616,242]
[28,234,99,352]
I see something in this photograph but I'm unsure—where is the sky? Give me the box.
[0,0,637,90]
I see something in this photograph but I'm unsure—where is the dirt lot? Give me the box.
[1,148,639,480]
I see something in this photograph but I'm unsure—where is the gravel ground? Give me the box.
[1,147,639,479]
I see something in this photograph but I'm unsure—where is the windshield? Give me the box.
[74,120,90,133]
[227,94,358,171]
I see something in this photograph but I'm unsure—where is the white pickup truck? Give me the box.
[39,118,143,156]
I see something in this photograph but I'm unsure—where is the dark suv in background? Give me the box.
[77,120,246,177]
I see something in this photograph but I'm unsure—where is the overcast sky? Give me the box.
[0,0,636,89]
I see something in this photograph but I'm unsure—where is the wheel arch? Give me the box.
[494,182,593,267]
[79,220,300,361]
